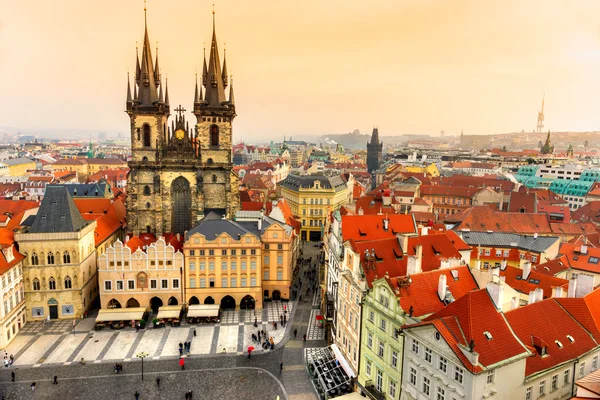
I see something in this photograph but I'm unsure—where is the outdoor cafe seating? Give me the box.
[155,305,183,327]
[186,304,220,324]
[95,308,148,330]
[305,345,355,399]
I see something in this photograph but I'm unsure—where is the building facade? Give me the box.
[16,186,98,320]
[126,10,239,236]
[367,128,383,174]
[97,237,184,310]
[0,243,26,348]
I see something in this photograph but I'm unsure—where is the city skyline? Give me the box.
[2,0,600,140]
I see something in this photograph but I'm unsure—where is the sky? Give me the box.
[1,0,600,141]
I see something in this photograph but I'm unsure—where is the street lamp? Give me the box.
[136,351,149,381]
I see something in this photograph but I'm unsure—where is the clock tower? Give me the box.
[126,8,239,236]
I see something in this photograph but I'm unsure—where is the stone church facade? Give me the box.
[126,11,240,236]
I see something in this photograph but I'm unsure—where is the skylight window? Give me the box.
[555,340,563,349]
[589,257,599,264]
[484,331,493,341]
[567,335,575,343]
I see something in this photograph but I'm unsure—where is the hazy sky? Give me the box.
[1,0,600,141]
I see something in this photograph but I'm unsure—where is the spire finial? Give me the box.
[144,0,147,27]
[212,4,216,31]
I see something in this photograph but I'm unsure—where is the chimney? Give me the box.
[528,289,538,304]
[358,207,364,216]
[581,245,588,255]
[522,261,532,280]
[576,273,594,297]
[383,218,389,231]
[421,226,429,236]
[486,280,504,310]
[407,256,421,275]
[438,274,447,301]
[491,266,500,278]
[500,259,507,270]
[553,286,564,298]
[440,259,450,269]
[534,288,543,303]
[510,296,519,310]
[474,260,481,270]
[258,210,263,231]
[398,234,410,255]
[416,244,423,272]
[568,277,578,298]
[534,232,538,239]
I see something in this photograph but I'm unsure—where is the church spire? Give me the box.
[164,77,170,106]
[194,74,200,103]
[370,127,380,145]
[204,6,227,107]
[154,43,161,85]
[126,72,132,104]
[137,3,160,106]
[202,44,208,87]
[222,46,229,89]
[229,75,235,105]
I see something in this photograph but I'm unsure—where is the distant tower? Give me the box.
[540,130,554,155]
[536,94,545,133]
[367,127,383,173]
[567,144,574,157]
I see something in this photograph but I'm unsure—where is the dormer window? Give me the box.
[484,331,493,341]
[555,340,563,349]
[567,335,575,343]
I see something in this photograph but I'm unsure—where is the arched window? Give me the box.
[146,202,151,209]
[49,277,56,290]
[47,252,55,265]
[64,276,72,289]
[143,185,151,196]
[31,253,39,266]
[212,174,217,183]
[143,124,151,147]
[142,156,149,163]
[32,278,40,291]
[63,252,70,264]
[210,125,219,146]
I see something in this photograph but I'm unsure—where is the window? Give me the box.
[532,255,538,263]
[378,341,384,358]
[580,362,586,378]
[199,250,204,256]
[209,249,215,256]
[189,250,195,256]
[422,376,430,396]
[425,347,432,363]
[33,278,40,291]
[222,278,227,288]
[251,261,256,270]
[277,244,283,250]
[231,277,237,287]
[437,387,445,400]
[593,356,598,371]
[241,261,247,270]
[231,262,237,271]
[367,332,373,349]
[503,250,510,257]
[190,262,196,271]
[391,350,398,368]
[209,262,215,271]
[63,252,71,264]
[264,256,270,265]
[525,386,532,400]
[365,360,371,377]
[241,249,247,256]
[104,281,111,291]
[64,276,72,289]
[47,252,55,264]
[251,249,256,255]
[454,366,464,384]
[409,367,417,386]
[143,185,151,196]
[210,124,219,146]
[173,279,179,289]
[49,277,56,290]
[495,249,502,257]
[31,253,39,265]
[277,255,283,265]
[438,356,448,373]
[143,124,151,147]
[161,279,168,289]
[564,370,570,385]
[190,278,196,288]
[484,249,490,256]
[411,339,419,354]
[231,249,236,256]
[277,270,283,280]
[222,262,227,271]
[128,280,135,290]
[551,374,558,391]
[221,249,227,256]
[389,380,396,398]
[487,369,495,385]
[200,278,206,288]
[250,277,256,286]
[241,277,247,287]
[264,270,270,280]
[150,279,157,289]
[368,310,374,322]
[376,369,383,392]
[209,278,215,287]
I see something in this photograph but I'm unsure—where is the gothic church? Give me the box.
[126,10,239,236]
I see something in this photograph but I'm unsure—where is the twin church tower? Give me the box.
[125,8,239,236]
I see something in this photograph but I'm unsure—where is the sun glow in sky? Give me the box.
[1,0,600,140]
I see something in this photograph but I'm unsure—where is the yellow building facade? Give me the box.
[279,174,349,241]
[2,158,36,177]
[97,237,184,311]
[184,214,295,309]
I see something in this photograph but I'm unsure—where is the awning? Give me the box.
[187,304,220,318]
[156,305,182,319]
[331,343,356,378]
[96,307,146,322]
[316,314,324,321]
[334,394,365,400]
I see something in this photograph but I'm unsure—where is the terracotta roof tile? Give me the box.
[341,214,416,242]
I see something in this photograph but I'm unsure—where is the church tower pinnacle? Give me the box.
[536,93,545,133]
[367,127,383,174]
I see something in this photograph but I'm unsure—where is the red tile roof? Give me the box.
[551,222,598,236]
[389,266,478,317]
[341,214,416,242]
[572,202,600,225]
[500,265,569,298]
[505,298,599,377]
[413,289,529,372]
[556,289,600,342]
[446,206,553,234]
[420,185,479,198]
[0,199,40,218]
[532,255,570,276]
[559,243,600,274]
[73,198,126,246]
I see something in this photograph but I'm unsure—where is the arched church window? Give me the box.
[49,277,56,290]
[146,202,151,209]
[210,125,219,146]
[212,175,217,183]
[33,278,40,291]
[142,157,149,163]
[31,253,39,266]
[64,276,72,289]
[143,124,151,147]
[63,252,70,264]
[47,252,55,265]
[143,185,151,196]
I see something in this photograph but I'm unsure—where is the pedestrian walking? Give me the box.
[179,347,183,356]
[302,334,307,342]
[179,357,185,370]
[53,375,58,384]
[156,377,161,388]
[11,371,15,381]
[31,382,36,391]
[294,328,297,338]
[248,349,252,359]
[193,329,197,337]
[134,391,140,400]
[280,362,283,372]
